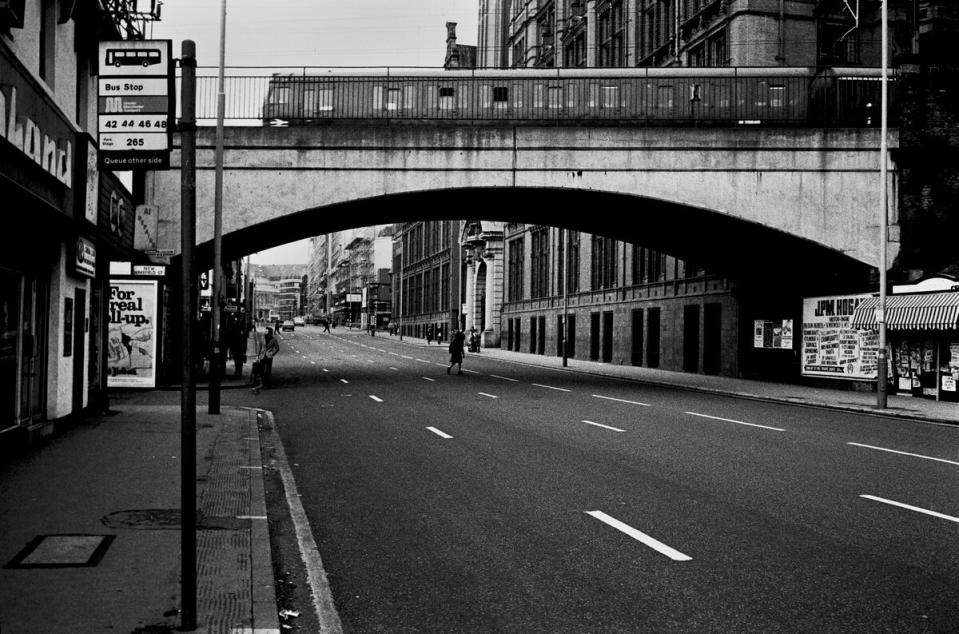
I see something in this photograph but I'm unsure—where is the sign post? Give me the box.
[97,40,174,171]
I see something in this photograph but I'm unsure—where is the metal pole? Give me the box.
[877,0,889,409]
[179,39,198,632]
[398,240,404,340]
[209,0,227,414]
[562,227,568,367]
[325,233,332,326]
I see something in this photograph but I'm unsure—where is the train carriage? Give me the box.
[260,66,891,127]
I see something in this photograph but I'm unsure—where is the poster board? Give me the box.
[753,319,793,349]
[107,279,158,388]
[801,294,877,379]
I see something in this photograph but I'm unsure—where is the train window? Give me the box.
[493,86,509,103]
[534,84,545,108]
[403,86,415,110]
[548,86,563,109]
[656,85,674,110]
[588,83,599,108]
[769,85,784,108]
[318,87,333,112]
[439,86,455,110]
[274,86,290,105]
[602,85,619,109]
[386,88,401,111]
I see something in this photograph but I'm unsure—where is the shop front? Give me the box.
[0,40,79,440]
[851,286,959,402]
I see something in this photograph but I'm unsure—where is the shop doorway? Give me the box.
[0,269,20,432]
[72,289,86,412]
[19,276,47,425]
[684,304,700,373]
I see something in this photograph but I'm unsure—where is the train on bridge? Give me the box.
[260,66,892,127]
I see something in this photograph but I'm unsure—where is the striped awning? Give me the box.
[850,292,959,330]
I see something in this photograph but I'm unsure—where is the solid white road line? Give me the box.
[848,442,959,467]
[534,383,571,392]
[582,420,626,432]
[592,394,650,407]
[860,495,959,523]
[490,374,519,382]
[369,395,383,403]
[426,426,453,439]
[478,392,499,399]
[684,411,785,432]
[586,511,692,561]
[422,377,436,382]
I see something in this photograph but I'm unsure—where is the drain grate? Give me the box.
[101,509,252,531]
[5,534,116,569]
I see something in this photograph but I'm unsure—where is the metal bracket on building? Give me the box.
[841,0,860,41]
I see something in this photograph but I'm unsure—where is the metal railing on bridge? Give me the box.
[179,66,896,128]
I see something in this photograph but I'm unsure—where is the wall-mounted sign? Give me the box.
[753,319,793,349]
[97,40,173,170]
[133,264,165,276]
[72,237,97,279]
[801,294,877,380]
[107,279,158,388]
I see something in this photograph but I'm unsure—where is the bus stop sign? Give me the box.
[97,40,174,171]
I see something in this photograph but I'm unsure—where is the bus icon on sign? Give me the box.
[105,48,162,67]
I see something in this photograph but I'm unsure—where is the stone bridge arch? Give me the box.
[145,124,896,275]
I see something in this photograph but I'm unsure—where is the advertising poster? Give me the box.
[107,279,158,388]
[753,319,794,349]
[801,294,877,379]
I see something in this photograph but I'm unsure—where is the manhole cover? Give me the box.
[5,534,115,568]
[101,509,251,531]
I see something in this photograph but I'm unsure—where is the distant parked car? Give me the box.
[281,320,295,332]
[293,316,305,327]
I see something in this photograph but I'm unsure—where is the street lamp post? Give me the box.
[562,227,569,367]
[208,0,227,414]
[877,0,890,409]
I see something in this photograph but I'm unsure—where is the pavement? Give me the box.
[1,327,955,633]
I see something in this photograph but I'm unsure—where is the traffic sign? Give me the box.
[97,40,173,170]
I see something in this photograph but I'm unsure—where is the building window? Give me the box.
[563,30,587,67]
[567,232,580,292]
[598,0,625,67]
[530,227,550,299]
[512,37,527,67]
[709,30,728,66]
[508,238,525,301]
[590,236,618,290]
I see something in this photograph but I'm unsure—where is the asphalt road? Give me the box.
[236,326,959,633]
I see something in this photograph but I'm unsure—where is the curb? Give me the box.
[246,407,282,634]
[380,335,958,427]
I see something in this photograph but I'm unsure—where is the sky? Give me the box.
[148,0,479,264]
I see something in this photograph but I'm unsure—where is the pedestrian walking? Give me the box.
[468,326,480,353]
[447,329,466,375]
[228,319,248,377]
[426,323,434,345]
[254,327,280,389]
[323,318,331,333]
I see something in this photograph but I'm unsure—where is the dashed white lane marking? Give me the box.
[389,352,399,356]
[435,363,447,367]
[685,411,785,432]
[339,379,349,384]
[402,355,413,359]
[415,359,430,363]
[367,359,375,363]
[462,368,480,374]
[592,394,650,407]
[478,392,499,399]
[848,443,959,467]
[533,383,570,392]
[490,374,519,382]
[582,420,626,432]
[369,395,383,403]
[310,360,316,364]
[389,367,398,371]
[422,377,436,382]
[322,368,329,372]
[426,426,453,439]
[860,495,959,523]
[586,511,692,561]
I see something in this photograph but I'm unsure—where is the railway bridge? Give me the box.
[145,123,895,276]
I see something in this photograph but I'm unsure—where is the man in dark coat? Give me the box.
[447,329,466,375]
